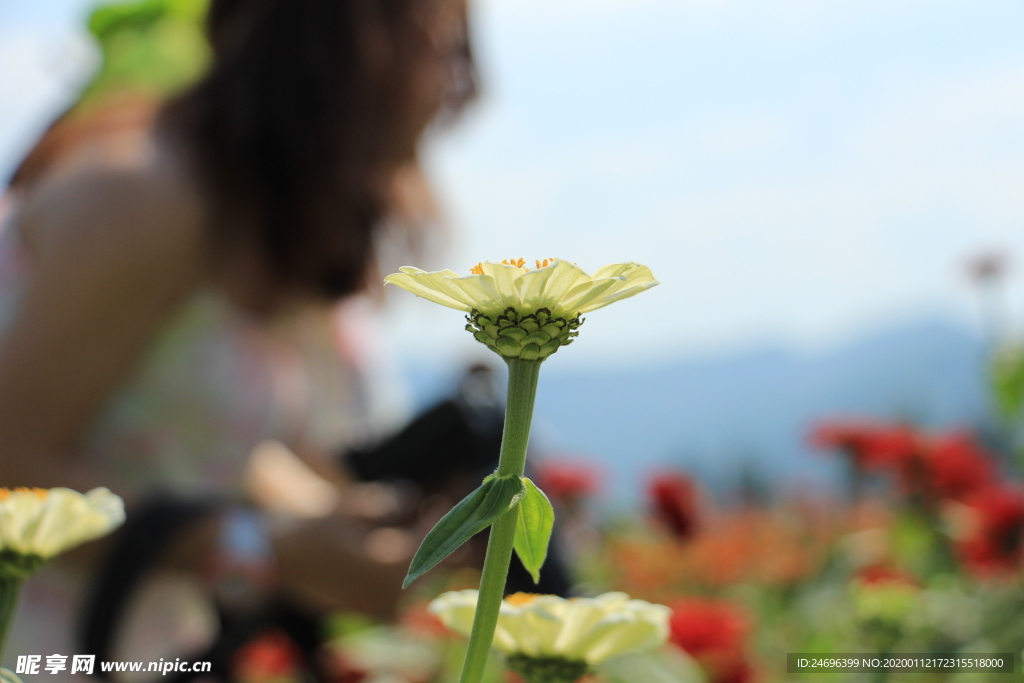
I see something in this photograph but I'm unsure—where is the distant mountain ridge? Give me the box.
[404,317,990,501]
[533,318,989,500]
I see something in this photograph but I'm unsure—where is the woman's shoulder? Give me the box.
[13,124,207,276]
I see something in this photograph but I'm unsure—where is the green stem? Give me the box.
[0,576,23,664]
[459,358,542,683]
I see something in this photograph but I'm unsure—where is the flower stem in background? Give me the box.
[0,577,23,663]
[459,358,541,683]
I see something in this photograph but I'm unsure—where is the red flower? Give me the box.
[535,460,600,506]
[232,631,303,683]
[712,659,755,683]
[812,421,997,505]
[321,649,370,683]
[668,598,753,683]
[809,421,918,471]
[957,487,1024,576]
[648,472,700,540]
[924,432,996,502]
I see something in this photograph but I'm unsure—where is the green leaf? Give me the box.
[992,347,1024,419]
[404,474,526,588]
[513,477,555,584]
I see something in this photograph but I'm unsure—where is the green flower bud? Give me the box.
[505,655,591,683]
[466,308,582,360]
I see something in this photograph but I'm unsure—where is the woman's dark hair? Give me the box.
[162,0,476,300]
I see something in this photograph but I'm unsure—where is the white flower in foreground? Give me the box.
[1,669,22,683]
[385,259,658,319]
[0,488,125,562]
[385,259,658,360]
[430,590,670,666]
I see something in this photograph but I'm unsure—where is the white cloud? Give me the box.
[408,2,1024,366]
[0,29,96,178]
[4,0,1022,370]
[484,0,951,40]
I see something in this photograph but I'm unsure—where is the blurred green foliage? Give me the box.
[79,0,210,106]
[990,347,1024,421]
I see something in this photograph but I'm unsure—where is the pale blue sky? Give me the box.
[2,0,1023,369]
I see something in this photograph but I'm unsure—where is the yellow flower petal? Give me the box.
[428,589,478,635]
[0,490,47,556]
[428,590,669,665]
[384,269,476,311]
[478,262,527,308]
[499,596,565,657]
[592,263,644,279]
[386,260,656,318]
[516,260,585,314]
[385,259,657,360]
[571,601,672,664]
[554,277,624,318]
[573,264,659,315]
[0,487,125,561]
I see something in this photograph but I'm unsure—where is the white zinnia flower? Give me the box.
[429,590,670,666]
[385,259,658,360]
[385,259,657,319]
[0,487,125,561]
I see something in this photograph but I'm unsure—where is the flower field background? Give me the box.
[5,1,1024,679]
[234,299,1024,683]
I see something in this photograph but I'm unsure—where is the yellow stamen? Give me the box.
[505,592,541,606]
[470,258,557,274]
[0,488,48,501]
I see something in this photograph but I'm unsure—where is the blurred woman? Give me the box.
[0,0,474,670]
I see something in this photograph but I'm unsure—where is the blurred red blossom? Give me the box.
[321,647,370,683]
[668,598,754,683]
[957,487,1024,576]
[923,432,997,502]
[535,459,600,507]
[232,631,304,683]
[400,600,450,638]
[809,420,918,471]
[811,421,998,504]
[648,472,700,540]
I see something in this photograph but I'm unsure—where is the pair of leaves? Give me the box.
[402,474,555,588]
[404,474,525,588]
